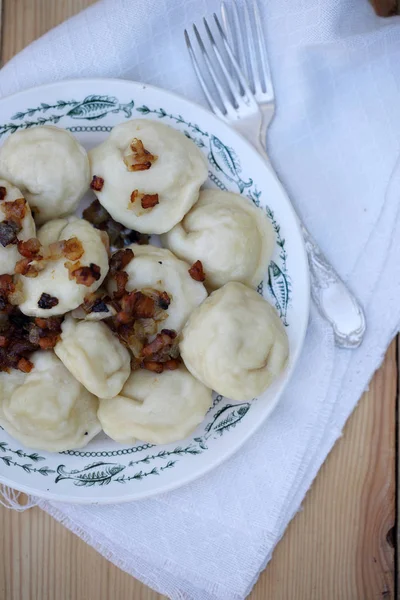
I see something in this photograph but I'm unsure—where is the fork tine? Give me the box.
[230,0,248,80]
[252,0,272,93]
[213,13,258,106]
[202,17,241,104]
[184,29,225,120]
[192,23,236,117]
[243,0,261,95]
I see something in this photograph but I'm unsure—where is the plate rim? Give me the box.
[0,77,310,503]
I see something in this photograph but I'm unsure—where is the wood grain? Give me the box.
[0,2,397,599]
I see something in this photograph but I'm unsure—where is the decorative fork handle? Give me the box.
[250,113,366,349]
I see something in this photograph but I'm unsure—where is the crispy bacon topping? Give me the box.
[109,248,134,273]
[83,199,149,248]
[66,262,101,287]
[37,293,59,309]
[141,193,159,209]
[2,198,26,224]
[157,291,171,310]
[15,258,45,278]
[0,310,63,373]
[46,237,84,262]
[123,138,157,172]
[90,176,104,191]
[0,220,20,247]
[17,238,42,259]
[130,190,159,210]
[113,271,129,300]
[0,187,7,201]
[17,357,33,373]
[188,260,206,282]
[142,330,176,358]
[141,360,164,374]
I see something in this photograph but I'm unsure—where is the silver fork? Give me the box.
[184,5,366,349]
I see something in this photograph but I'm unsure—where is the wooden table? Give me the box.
[0,2,397,599]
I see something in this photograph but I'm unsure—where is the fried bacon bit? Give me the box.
[164,358,181,370]
[66,262,101,287]
[0,221,19,247]
[2,198,26,224]
[109,248,134,274]
[17,238,42,258]
[90,175,104,191]
[123,138,157,172]
[0,186,7,200]
[112,270,128,299]
[15,257,45,278]
[129,190,159,210]
[142,330,176,358]
[37,293,59,310]
[34,316,63,331]
[0,274,15,296]
[17,357,33,373]
[46,237,84,261]
[188,260,206,282]
[157,291,171,310]
[38,332,60,350]
[130,189,139,204]
[141,360,164,374]
[141,193,159,209]
[0,310,63,373]
[0,274,16,315]
[121,291,155,319]
[83,199,149,248]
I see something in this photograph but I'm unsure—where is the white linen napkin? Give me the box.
[1,1,400,598]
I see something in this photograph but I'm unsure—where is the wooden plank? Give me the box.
[0,2,397,599]
[252,340,396,600]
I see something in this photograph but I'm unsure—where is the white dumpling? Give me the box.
[162,189,275,291]
[180,282,289,402]
[55,316,131,399]
[0,180,36,275]
[0,126,90,224]
[89,119,208,234]
[98,365,212,445]
[108,244,207,333]
[17,216,109,317]
[0,352,101,452]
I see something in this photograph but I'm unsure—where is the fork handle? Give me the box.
[254,126,366,349]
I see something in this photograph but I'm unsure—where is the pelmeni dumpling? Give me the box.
[17,216,109,317]
[180,282,289,402]
[98,365,212,445]
[0,126,90,224]
[89,119,208,234]
[162,189,275,291]
[108,244,207,333]
[55,316,131,399]
[0,180,36,275]
[0,351,101,451]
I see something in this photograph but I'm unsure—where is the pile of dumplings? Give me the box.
[0,120,289,453]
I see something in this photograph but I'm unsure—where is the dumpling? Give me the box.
[180,282,289,402]
[89,119,208,234]
[107,244,207,333]
[162,189,275,291]
[17,216,109,317]
[55,316,131,399]
[0,180,36,275]
[98,365,212,445]
[0,351,101,452]
[0,125,90,224]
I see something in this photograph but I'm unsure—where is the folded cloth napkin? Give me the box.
[1,1,400,598]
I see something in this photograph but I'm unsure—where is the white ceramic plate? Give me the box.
[0,79,310,503]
